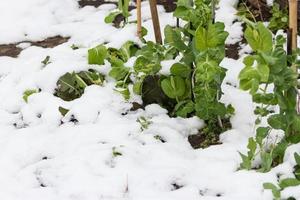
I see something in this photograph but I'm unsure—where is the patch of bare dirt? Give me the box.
[240,0,271,21]
[156,0,176,12]
[0,44,23,58]
[0,36,70,58]
[226,43,240,60]
[30,36,70,48]
[79,0,177,12]
[78,0,113,8]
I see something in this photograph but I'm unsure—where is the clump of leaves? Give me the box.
[264,177,300,200]
[89,0,234,148]
[105,0,130,27]
[137,116,151,131]
[263,153,300,199]
[174,0,211,32]
[23,89,39,103]
[238,22,300,172]
[236,1,258,22]
[58,106,69,117]
[55,69,104,101]
[70,44,79,50]
[88,41,142,100]
[112,147,122,157]
[159,21,234,146]
[268,3,288,32]
[41,56,51,66]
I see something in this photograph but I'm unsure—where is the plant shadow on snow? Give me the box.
[0,36,70,58]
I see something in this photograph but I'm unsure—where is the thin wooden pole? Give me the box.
[288,0,299,113]
[289,0,298,53]
[137,0,142,38]
[149,0,162,44]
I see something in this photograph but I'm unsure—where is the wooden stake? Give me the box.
[137,0,142,38]
[289,0,298,54]
[149,0,162,44]
[288,0,299,113]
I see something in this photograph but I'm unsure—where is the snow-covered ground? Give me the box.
[0,0,300,199]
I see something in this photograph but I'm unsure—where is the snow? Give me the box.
[216,0,243,45]
[0,0,300,200]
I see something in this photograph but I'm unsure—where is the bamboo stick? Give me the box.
[149,0,162,44]
[137,0,142,38]
[289,0,298,52]
[288,0,299,113]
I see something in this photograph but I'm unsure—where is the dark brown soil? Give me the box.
[78,0,107,7]
[30,36,70,48]
[0,44,23,58]
[79,0,177,12]
[188,118,232,149]
[240,0,272,21]
[130,102,144,111]
[156,0,177,12]
[0,36,70,58]
[225,43,240,60]
[188,133,221,149]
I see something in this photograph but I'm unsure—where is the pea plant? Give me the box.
[268,3,288,32]
[159,21,234,147]
[238,21,300,172]
[105,0,130,27]
[263,153,300,200]
[55,69,105,101]
[92,0,233,147]
[86,0,234,147]
[158,0,234,146]
[88,41,140,100]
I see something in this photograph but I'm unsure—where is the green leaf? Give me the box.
[164,25,187,51]
[259,151,273,172]
[141,26,148,37]
[77,70,104,85]
[247,137,257,158]
[88,45,107,65]
[59,106,69,117]
[239,152,252,170]
[112,147,122,157]
[279,178,300,189]
[291,116,300,133]
[256,127,270,146]
[170,63,191,78]
[173,6,190,21]
[263,182,281,200]
[176,0,193,8]
[257,64,269,82]
[268,114,287,130]
[120,41,138,61]
[109,67,130,81]
[141,75,175,111]
[104,11,121,23]
[174,101,194,118]
[121,0,130,18]
[55,72,88,101]
[41,55,51,66]
[23,89,38,103]
[294,153,300,165]
[134,56,161,75]
[195,22,228,51]
[115,87,130,100]
[244,23,272,52]
[133,81,142,95]
[161,76,186,99]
